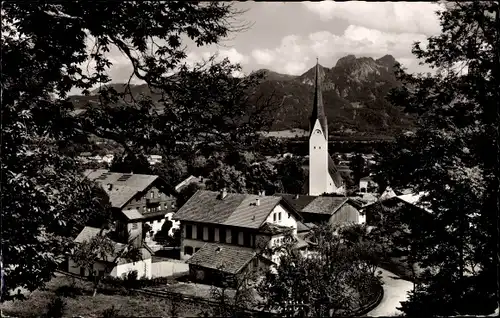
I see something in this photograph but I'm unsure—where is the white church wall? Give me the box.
[309,120,329,196]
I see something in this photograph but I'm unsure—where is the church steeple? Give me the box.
[309,59,328,139]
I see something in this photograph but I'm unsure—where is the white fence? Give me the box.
[151,259,189,278]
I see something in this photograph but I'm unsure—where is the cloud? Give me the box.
[184,49,248,77]
[302,1,444,36]
[251,25,432,75]
[252,49,276,65]
[218,47,250,64]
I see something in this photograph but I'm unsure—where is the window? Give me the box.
[243,232,251,247]
[219,228,226,243]
[131,223,138,230]
[208,227,215,242]
[288,213,290,219]
[150,192,154,199]
[253,258,259,268]
[80,267,85,276]
[319,146,321,149]
[278,212,281,221]
[314,146,316,149]
[184,246,193,255]
[185,225,193,239]
[197,226,204,241]
[273,213,276,222]
[231,229,238,244]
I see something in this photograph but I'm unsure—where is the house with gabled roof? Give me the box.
[362,191,433,226]
[278,193,365,225]
[84,169,178,244]
[173,189,305,283]
[186,244,274,287]
[68,225,154,279]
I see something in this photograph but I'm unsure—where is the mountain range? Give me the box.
[70,54,414,137]
[250,54,413,135]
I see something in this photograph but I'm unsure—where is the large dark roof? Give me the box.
[84,169,159,208]
[173,190,299,229]
[278,194,354,216]
[186,243,259,275]
[278,193,317,212]
[302,197,349,215]
[327,155,343,188]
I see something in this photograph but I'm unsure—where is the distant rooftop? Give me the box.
[84,169,159,209]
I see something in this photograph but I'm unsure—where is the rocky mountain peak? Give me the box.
[376,54,397,68]
[299,63,327,85]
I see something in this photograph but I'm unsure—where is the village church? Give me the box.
[307,60,345,196]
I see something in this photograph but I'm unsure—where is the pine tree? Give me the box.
[377,1,500,315]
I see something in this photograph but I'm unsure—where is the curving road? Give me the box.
[366,268,413,317]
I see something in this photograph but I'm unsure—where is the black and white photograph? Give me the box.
[1,1,499,317]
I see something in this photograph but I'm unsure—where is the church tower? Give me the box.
[308,60,329,196]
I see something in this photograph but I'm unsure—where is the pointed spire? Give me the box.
[309,59,328,138]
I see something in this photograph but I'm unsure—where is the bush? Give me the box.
[101,276,130,295]
[102,305,120,318]
[55,284,84,298]
[44,297,66,318]
[100,272,173,294]
[124,270,139,289]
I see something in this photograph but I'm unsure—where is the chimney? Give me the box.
[220,188,227,199]
[108,183,113,191]
[294,194,299,200]
[256,198,260,206]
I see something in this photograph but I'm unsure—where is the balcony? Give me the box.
[146,197,161,205]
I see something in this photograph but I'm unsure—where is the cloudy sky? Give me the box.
[184,1,445,77]
[75,1,447,92]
